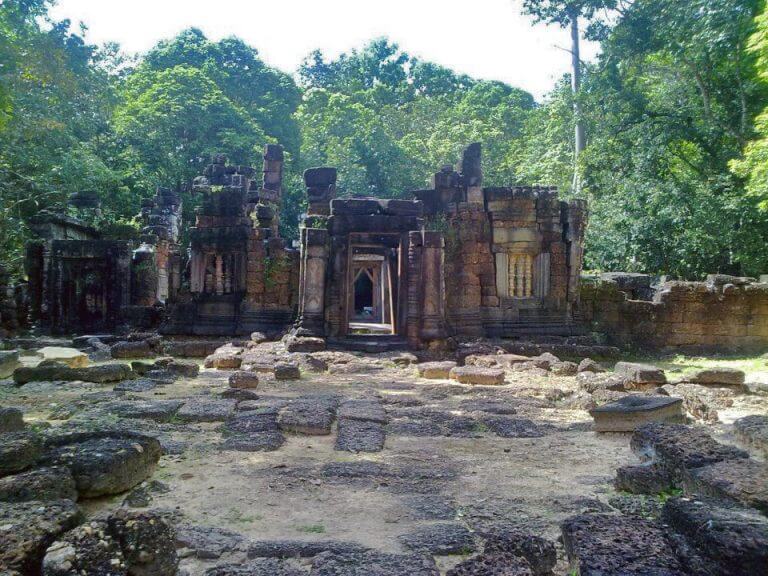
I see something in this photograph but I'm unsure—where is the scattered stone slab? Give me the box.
[221,388,260,402]
[0,349,20,378]
[337,399,387,424]
[465,354,530,369]
[560,513,685,575]
[274,362,300,380]
[327,361,385,375]
[550,361,578,376]
[122,479,170,508]
[397,522,476,555]
[278,396,337,435]
[683,458,768,514]
[0,430,42,475]
[111,340,154,359]
[42,520,126,576]
[479,525,556,575]
[578,358,605,373]
[446,553,533,576]
[40,431,162,498]
[107,508,178,576]
[0,406,24,433]
[449,366,505,386]
[733,414,768,459]
[284,336,326,353]
[481,416,549,438]
[310,551,439,576]
[35,347,89,368]
[589,395,684,432]
[205,559,305,576]
[402,495,456,521]
[165,359,200,378]
[416,361,457,379]
[162,340,220,358]
[177,398,236,423]
[530,352,560,370]
[14,363,134,385]
[113,378,159,393]
[248,539,369,559]
[614,362,667,389]
[614,463,673,495]
[335,418,385,452]
[73,363,134,384]
[222,409,285,452]
[685,367,745,388]
[0,466,77,503]
[204,347,243,369]
[631,422,749,482]
[661,383,732,422]
[459,399,517,415]
[176,523,246,559]
[662,498,768,576]
[229,371,259,389]
[100,399,185,423]
[576,372,627,394]
[0,499,82,575]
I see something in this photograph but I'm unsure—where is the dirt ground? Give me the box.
[2,350,767,575]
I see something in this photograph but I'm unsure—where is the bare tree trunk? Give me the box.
[570,8,585,193]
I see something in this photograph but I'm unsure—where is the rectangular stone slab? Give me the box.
[590,395,684,432]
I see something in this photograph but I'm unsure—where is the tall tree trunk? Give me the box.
[570,8,586,193]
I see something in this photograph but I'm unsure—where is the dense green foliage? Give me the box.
[1,0,767,278]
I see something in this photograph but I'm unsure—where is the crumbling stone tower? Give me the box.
[161,145,298,336]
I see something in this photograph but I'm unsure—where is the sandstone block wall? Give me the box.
[580,274,768,352]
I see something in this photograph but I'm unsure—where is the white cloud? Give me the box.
[50,0,600,99]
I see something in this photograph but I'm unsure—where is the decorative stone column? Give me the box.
[297,227,329,336]
[420,231,448,342]
[406,231,423,348]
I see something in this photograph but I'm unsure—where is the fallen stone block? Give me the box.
[464,354,529,369]
[0,349,20,378]
[42,519,126,576]
[479,524,557,575]
[274,362,300,380]
[449,366,505,386]
[165,359,200,378]
[204,559,304,576]
[733,414,768,459]
[284,336,326,353]
[223,409,285,452]
[229,371,260,389]
[398,522,476,555]
[446,553,533,576]
[614,463,673,494]
[0,499,82,575]
[177,398,236,423]
[614,362,667,388]
[110,340,154,359]
[551,361,578,376]
[108,508,178,576]
[560,513,685,575]
[531,352,560,370]
[0,430,42,475]
[335,418,385,452]
[175,523,246,559]
[661,383,732,422]
[0,466,77,503]
[278,396,337,435]
[247,538,369,559]
[310,551,439,576]
[577,358,605,373]
[162,341,220,358]
[662,497,768,576]
[0,406,24,433]
[35,346,89,368]
[589,395,684,432]
[685,367,745,388]
[416,361,457,379]
[631,422,749,483]
[683,458,768,514]
[204,351,243,370]
[100,399,185,423]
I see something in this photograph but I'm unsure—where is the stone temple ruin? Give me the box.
[3,146,768,575]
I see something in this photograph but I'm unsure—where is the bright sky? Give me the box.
[50,0,600,100]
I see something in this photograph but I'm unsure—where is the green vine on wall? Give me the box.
[264,253,290,290]
[425,214,460,258]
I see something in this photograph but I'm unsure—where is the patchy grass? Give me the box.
[617,353,767,377]
[296,524,326,534]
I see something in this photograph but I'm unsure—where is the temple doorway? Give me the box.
[347,242,399,335]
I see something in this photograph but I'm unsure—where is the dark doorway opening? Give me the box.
[353,269,374,317]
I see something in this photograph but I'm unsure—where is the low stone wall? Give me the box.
[580,274,768,352]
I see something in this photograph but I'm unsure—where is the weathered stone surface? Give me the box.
[479,525,556,575]
[733,414,768,458]
[335,419,385,452]
[614,463,673,495]
[110,341,154,359]
[589,395,684,432]
[310,551,439,576]
[481,416,549,438]
[15,363,134,385]
[550,361,578,376]
[683,458,768,514]
[71,363,133,384]
[530,352,560,370]
[278,396,337,435]
[0,466,77,503]
[222,409,285,452]
[177,398,236,423]
[449,366,505,386]
[284,336,326,353]
[42,520,126,576]
[162,341,220,358]
[560,513,685,576]
[204,347,243,370]
[40,432,161,497]
[398,522,476,555]
[100,399,185,423]
[0,406,24,433]
[417,361,457,379]
[576,372,627,393]
[35,347,88,368]
[229,371,259,389]
[662,498,768,576]
[459,399,517,415]
[685,367,745,387]
[0,349,20,378]
[113,378,158,393]
[165,359,200,378]
[0,499,82,575]
[631,422,749,482]
[108,508,178,576]
[614,362,667,388]
[205,559,305,576]
[402,495,456,521]
[464,354,529,369]
[176,523,246,559]
[446,553,533,576]
[274,362,300,380]
[248,539,369,559]
[122,479,169,508]
[337,399,387,424]
[661,383,733,422]
[578,358,605,373]
[0,430,42,476]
